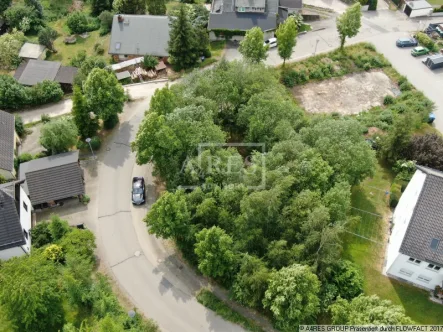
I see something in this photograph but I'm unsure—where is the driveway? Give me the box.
[95,90,245,332]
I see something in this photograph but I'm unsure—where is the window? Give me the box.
[399,268,414,277]
[430,238,440,251]
[23,201,28,212]
[23,229,28,240]
[408,257,421,265]
[427,263,442,272]
[417,275,432,283]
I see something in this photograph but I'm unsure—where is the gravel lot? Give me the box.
[293,71,396,115]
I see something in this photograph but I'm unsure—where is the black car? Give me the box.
[132,177,146,205]
[396,38,418,48]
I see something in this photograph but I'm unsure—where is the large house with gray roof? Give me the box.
[0,181,32,261]
[385,165,443,290]
[19,151,85,210]
[108,15,171,61]
[208,0,302,40]
[0,110,20,181]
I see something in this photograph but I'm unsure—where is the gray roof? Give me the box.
[235,0,266,8]
[109,15,171,57]
[279,0,302,8]
[0,110,15,172]
[19,42,46,59]
[19,151,84,205]
[0,187,25,251]
[400,166,443,266]
[54,66,78,84]
[208,12,277,31]
[14,60,61,86]
[405,0,432,9]
[427,54,443,65]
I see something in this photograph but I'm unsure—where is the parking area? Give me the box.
[368,32,443,132]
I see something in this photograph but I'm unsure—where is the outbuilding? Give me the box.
[403,0,433,18]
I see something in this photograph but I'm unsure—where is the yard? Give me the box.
[427,0,443,5]
[344,162,443,324]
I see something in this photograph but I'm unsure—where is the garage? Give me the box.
[404,0,433,18]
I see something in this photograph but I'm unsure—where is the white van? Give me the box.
[264,37,277,48]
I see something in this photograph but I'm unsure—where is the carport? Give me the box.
[404,0,433,18]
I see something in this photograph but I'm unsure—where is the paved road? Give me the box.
[96,86,245,332]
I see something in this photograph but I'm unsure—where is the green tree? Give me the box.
[149,84,177,115]
[30,80,63,105]
[0,30,25,70]
[39,118,78,155]
[168,5,199,70]
[59,229,96,261]
[336,3,362,49]
[67,11,89,34]
[113,0,147,14]
[83,68,125,129]
[194,226,236,279]
[72,86,100,138]
[263,264,320,330]
[232,254,272,309]
[0,0,11,15]
[329,295,414,324]
[63,253,94,307]
[4,5,41,31]
[24,0,43,18]
[145,190,191,239]
[0,253,64,331]
[98,10,113,34]
[31,221,53,248]
[239,27,268,63]
[43,244,65,262]
[407,134,443,171]
[38,27,58,52]
[48,214,71,242]
[0,75,28,109]
[276,16,297,65]
[74,56,107,87]
[380,115,413,165]
[147,0,166,15]
[143,54,159,69]
[91,0,113,16]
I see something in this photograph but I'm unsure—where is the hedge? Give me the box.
[211,29,246,39]
[415,32,435,51]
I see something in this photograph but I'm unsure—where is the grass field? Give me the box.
[344,162,443,324]
[427,0,443,6]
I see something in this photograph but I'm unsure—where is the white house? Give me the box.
[385,166,443,290]
[0,181,32,261]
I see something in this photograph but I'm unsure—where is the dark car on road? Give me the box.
[396,38,418,47]
[132,177,146,205]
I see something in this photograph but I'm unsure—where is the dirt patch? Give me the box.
[293,71,396,115]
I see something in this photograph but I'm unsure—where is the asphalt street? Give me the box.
[96,89,245,332]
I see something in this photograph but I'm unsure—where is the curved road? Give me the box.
[96,82,245,332]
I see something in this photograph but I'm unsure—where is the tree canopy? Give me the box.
[239,27,268,63]
[336,3,362,49]
[113,0,147,14]
[147,0,166,15]
[276,16,297,64]
[39,118,78,155]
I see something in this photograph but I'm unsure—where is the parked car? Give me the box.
[396,38,418,47]
[422,54,443,70]
[132,177,146,205]
[264,37,277,48]
[411,46,430,56]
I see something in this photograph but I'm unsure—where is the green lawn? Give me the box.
[344,162,443,324]
[427,0,443,5]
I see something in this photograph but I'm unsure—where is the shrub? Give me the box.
[383,95,395,105]
[416,32,435,50]
[82,194,90,204]
[363,62,371,71]
[0,175,7,184]
[70,50,87,67]
[94,43,104,55]
[389,181,402,208]
[399,81,412,92]
[90,136,101,150]
[0,75,28,109]
[143,55,159,69]
[30,80,64,105]
[67,11,89,34]
[76,140,89,150]
[103,113,119,129]
[18,153,34,164]
[98,10,113,35]
[41,114,51,123]
[44,244,65,263]
[363,43,376,51]
[380,110,393,124]
[31,222,52,248]
[15,115,25,137]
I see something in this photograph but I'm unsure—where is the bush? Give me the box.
[94,43,104,55]
[0,175,7,184]
[380,110,394,124]
[143,55,159,69]
[383,95,395,105]
[76,140,89,150]
[389,181,402,208]
[0,75,28,109]
[90,136,101,150]
[44,244,65,263]
[30,80,64,105]
[416,32,435,50]
[363,62,371,71]
[98,10,113,35]
[41,114,51,123]
[67,11,89,34]
[70,50,87,67]
[18,153,34,164]
[399,81,412,92]
[31,222,52,248]
[103,113,119,129]
[15,116,25,137]
[82,194,90,204]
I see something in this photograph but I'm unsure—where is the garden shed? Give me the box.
[403,0,433,17]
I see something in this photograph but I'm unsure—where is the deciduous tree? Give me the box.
[168,5,200,70]
[38,27,58,52]
[0,75,28,109]
[329,295,414,324]
[194,226,236,279]
[239,27,268,63]
[91,0,113,16]
[39,118,78,155]
[0,0,11,15]
[276,16,297,65]
[113,0,147,14]
[0,30,25,70]
[72,86,99,138]
[406,133,443,171]
[263,264,320,330]
[83,68,125,129]
[147,0,166,15]
[0,253,65,331]
[336,3,362,49]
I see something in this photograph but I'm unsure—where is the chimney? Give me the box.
[118,15,124,23]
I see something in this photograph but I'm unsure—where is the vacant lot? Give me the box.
[293,71,396,115]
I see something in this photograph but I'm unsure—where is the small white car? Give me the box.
[264,37,277,48]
